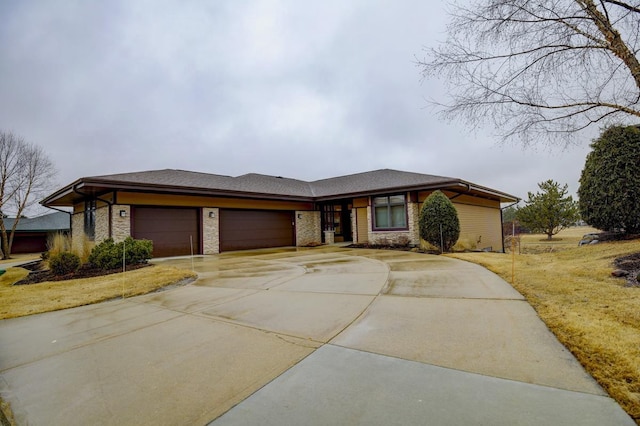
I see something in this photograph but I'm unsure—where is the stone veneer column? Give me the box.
[295,211,321,246]
[366,206,372,243]
[94,206,110,243]
[203,207,220,254]
[407,202,420,245]
[351,209,357,242]
[71,213,85,253]
[112,205,131,242]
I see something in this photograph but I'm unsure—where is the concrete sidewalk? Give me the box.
[0,247,634,425]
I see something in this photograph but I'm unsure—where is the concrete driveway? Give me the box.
[0,247,634,425]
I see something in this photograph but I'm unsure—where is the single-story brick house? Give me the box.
[41,169,518,257]
[3,212,71,253]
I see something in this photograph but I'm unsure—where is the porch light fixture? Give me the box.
[209,211,215,218]
[119,210,126,217]
[297,213,302,219]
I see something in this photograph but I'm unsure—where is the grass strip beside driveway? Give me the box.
[0,265,196,320]
[448,236,640,424]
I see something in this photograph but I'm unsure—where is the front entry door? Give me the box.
[321,202,352,242]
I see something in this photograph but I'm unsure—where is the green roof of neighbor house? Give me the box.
[3,212,70,232]
[41,168,519,207]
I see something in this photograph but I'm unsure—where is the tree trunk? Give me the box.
[0,220,10,259]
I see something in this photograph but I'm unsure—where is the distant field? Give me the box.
[506,226,601,254]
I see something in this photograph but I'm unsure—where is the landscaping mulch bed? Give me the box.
[346,243,442,254]
[14,261,152,286]
[347,243,415,251]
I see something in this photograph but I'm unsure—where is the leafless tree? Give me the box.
[0,131,56,259]
[419,0,640,146]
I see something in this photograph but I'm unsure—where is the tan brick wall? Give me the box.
[295,211,321,246]
[112,205,131,242]
[203,207,219,254]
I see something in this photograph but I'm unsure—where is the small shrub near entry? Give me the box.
[88,237,153,270]
[49,252,81,276]
[419,190,460,252]
[88,238,120,270]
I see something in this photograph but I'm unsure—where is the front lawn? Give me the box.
[448,230,640,423]
[0,264,196,320]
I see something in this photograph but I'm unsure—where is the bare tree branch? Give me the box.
[603,0,640,14]
[419,0,640,146]
[0,131,57,258]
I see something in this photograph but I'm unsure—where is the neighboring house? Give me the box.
[2,212,71,253]
[41,169,518,257]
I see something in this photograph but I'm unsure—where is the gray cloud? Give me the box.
[0,0,595,205]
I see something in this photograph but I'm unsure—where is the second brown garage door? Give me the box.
[132,207,200,257]
[220,209,294,252]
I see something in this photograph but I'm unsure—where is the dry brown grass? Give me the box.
[0,396,14,426]
[0,253,40,265]
[449,229,640,423]
[0,265,196,320]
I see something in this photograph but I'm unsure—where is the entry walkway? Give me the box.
[0,247,634,425]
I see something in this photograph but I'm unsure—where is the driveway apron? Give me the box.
[0,247,634,425]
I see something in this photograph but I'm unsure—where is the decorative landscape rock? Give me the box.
[611,269,628,278]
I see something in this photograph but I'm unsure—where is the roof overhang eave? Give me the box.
[42,176,519,207]
[314,181,518,203]
[312,180,462,201]
[42,179,316,207]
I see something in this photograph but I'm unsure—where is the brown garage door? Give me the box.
[220,209,294,252]
[132,207,200,257]
[11,233,48,253]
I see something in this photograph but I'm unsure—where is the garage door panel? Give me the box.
[132,207,200,257]
[220,210,294,252]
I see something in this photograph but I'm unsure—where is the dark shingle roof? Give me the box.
[4,212,70,232]
[234,173,314,197]
[86,169,315,197]
[43,168,518,206]
[309,169,457,197]
[88,169,237,191]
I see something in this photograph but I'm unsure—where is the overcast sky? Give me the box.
[0,0,597,212]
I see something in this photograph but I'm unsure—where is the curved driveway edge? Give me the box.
[0,246,634,425]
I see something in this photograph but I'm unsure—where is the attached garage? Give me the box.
[132,207,200,257]
[220,209,294,252]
